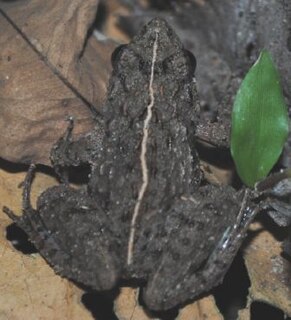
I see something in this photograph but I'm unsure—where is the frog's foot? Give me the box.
[3,164,36,222]
[4,166,120,291]
[142,186,256,311]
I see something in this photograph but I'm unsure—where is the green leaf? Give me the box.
[231,50,289,187]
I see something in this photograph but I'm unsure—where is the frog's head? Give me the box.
[111,18,196,82]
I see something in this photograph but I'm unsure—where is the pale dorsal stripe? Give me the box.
[127,31,159,265]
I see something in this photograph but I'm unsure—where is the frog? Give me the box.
[4,18,258,311]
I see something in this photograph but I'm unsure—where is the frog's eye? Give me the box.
[184,50,196,75]
[162,50,196,79]
[111,44,127,68]
[111,46,141,74]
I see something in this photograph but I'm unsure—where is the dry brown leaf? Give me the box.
[0,167,93,320]
[237,294,252,320]
[237,302,251,320]
[237,309,250,320]
[243,222,291,316]
[114,287,223,320]
[0,0,116,165]
[177,296,223,320]
[114,287,157,320]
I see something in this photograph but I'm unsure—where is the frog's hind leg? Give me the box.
[4,165,121,292]
[142,186,257,311]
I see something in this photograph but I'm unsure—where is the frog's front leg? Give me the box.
[4,165,121,291]
[51,117,104,169]
[142,186,257,311]
[195,83,233,148]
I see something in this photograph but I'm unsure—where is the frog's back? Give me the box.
[89,18,200,266]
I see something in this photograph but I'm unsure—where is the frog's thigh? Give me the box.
[142,185,241,310]
[22,185,120,291]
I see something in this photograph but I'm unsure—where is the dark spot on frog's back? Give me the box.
[139,59,151,74]
[203,203,215,211]
[181,237,190,246]
[195,220,205,231]
[172,252,181,261]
